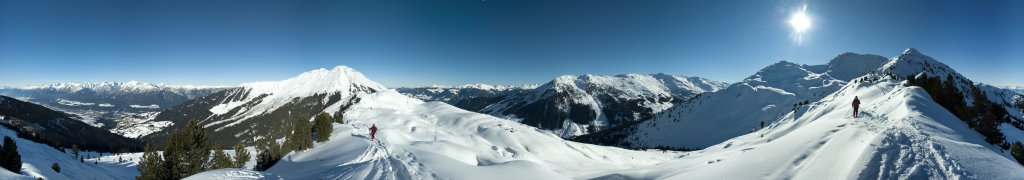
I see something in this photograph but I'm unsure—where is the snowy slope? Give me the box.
[186,90,676,179]
[877,48,1024,143]
[586,52,889,149]
[482,73,727,138]
[0,127,142,180]
[590,77,1024,179]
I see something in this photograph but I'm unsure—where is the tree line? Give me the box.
[137,112,338,179]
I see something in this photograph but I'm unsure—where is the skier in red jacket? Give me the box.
[369,124,378,140]
[852,96,861,118]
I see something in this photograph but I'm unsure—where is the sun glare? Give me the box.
[789,4,811,34]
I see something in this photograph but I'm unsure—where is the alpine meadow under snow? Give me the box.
[3,49,1024,179]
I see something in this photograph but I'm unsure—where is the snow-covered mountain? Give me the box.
[396,84,536,112]
[186,83,677,179]
[597,74,1024,179]
[183,58,1024,179]
[0,82,225,138]
[142,66,387,147]
[577,49,1024,152]
[575,53,889,149]
[1004,86,1024,94]
[481,73,727,138]
[7,54,1024,179]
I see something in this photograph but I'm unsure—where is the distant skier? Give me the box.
[852,96,861,118]
[369,124,378,140]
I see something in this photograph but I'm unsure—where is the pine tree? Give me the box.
[51,162,60,173]
[233,142,250,169]
[209,146,234,169]
[137,144,167,180]
[0,136,21,173]
[1012,142,1024,166]
[313,112,334,143]
[334,112,345,124]
[254,140,284,171]
[71,144,79,159]
[285,118,314,152]
[163,120,212,179]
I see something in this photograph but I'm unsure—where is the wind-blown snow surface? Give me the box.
[187,90,676,179]
[596,79,1024,179]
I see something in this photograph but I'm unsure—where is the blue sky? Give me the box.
[1,0,1021,87]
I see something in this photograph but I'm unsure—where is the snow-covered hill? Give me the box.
[143,66,388,147]
[186,89,676,179]
[482,73,727,138]
[396,84,536,111]
[0,125,142,180]
[593,75,1024,179]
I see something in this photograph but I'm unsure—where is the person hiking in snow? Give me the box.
[852,96,861,118]
[369,124,378,140]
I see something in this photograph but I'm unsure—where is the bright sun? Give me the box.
[789,4,811,34]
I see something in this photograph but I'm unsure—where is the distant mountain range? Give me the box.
[398,74,728,138]
[0,95,141,152]
[0,81,227,138]
[1002,86,1024,95]
[0,81,225,113]
[397,84,536,112]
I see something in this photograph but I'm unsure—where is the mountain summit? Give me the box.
[143,66,386,146]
